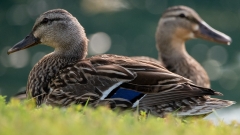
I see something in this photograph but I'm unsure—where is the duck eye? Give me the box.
[42,18,49,24]
[179,13,186,18]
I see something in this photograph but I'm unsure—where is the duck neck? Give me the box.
[52,24,88,60]
[53,40,88,60]
[156,35,190,65]
[27,40,88,105]
[155,26,210,87]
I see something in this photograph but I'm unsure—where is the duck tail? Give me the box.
[176,98,235,117]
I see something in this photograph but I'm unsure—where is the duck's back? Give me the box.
[162,54,210,88]
[132,55,210,88]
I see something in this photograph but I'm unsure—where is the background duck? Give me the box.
[8,9,233,117]
[132,6,231,88]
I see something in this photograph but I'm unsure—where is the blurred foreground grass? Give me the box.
[0,96,239,135]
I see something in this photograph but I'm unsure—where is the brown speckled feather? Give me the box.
[44,54,209,106]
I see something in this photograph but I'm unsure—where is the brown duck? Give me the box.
[133,6,231,88]
[8,9,233,117]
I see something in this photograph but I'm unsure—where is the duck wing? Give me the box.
[131,56,163,66]
[47,54,220,108]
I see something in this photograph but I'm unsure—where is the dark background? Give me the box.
[0,0,239,103]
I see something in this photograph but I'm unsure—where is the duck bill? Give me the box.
[194,21,231,45]
[7,33,41,55]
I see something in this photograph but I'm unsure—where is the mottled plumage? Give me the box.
[132,6,231,88]
[8,9,234,117]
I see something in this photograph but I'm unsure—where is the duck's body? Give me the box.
[8,9,234,117]
[133,6,231,88]
[135,53,210,88]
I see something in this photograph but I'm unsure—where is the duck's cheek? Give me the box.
[39,36,52,46]
[187,32,195,39]
[192,24,199,31]
[174,27,194,40]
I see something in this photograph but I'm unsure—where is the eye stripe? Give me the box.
[40,18,63,25]
[33,18,64,32]
[162,6,201,24]
[162,14,199,24]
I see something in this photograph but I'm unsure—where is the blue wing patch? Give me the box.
[106,87,145,103]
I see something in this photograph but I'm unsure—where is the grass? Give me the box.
[0,96,239,135]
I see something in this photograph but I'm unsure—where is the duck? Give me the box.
[8,9,234,117]
[132,6,232,88]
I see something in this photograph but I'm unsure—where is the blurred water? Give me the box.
[205,106,240,124]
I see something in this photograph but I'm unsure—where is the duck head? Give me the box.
[156,5,231,49]
[8,9,88,58]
